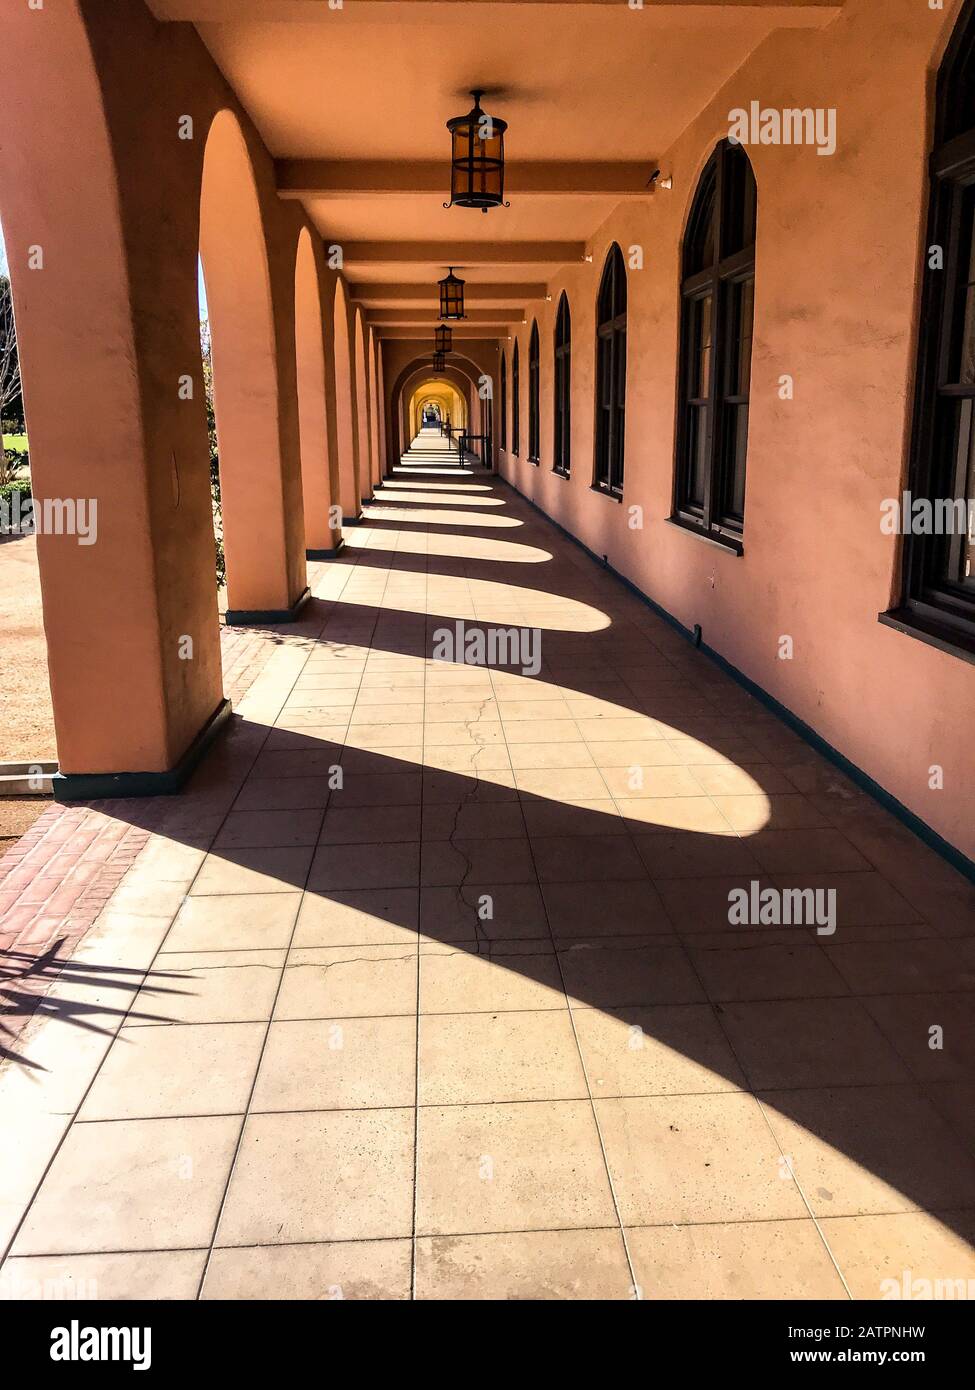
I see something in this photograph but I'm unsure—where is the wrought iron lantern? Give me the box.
[432,349,446,373]
[439,267,466,320]
[435,323,453,354]
[445,90,508,213]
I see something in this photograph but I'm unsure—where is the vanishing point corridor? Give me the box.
[2,431,974,1301]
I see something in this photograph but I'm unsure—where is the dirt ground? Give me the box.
[0,533,57,854]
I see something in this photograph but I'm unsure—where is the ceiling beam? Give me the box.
[367,308,521,326]
[376,328,508,341]
[151,2,841,21]
[349,282,547,306]
[278,160,657,200]
[341,242,585,266]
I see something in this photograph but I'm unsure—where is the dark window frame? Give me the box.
[553,292,571,476]
[593,244,627,497]
[499,351,507,451]
[528,320,540,464]
[672,140,756,554]
[888,0,975,659]
[512,340,520,456]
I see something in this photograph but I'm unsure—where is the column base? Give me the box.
[224,586,311,626]
[51,697,233,802]
[306,540,346,561]
[342,513,364,526]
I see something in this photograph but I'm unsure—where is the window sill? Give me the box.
[528,457,540,467]
[590,483,623,503]
[553,467,571,481]
[878,607,975,666]
[666,515,744,556]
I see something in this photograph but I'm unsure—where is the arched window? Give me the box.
[554,292,571,476]
[673,139,756,550]
[894,0,975,654]
[594,243,626,495]
[528,320,540,464]
[512,340,520,456]
[500,351,507,451]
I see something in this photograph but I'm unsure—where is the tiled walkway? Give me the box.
[2,430,975,1300]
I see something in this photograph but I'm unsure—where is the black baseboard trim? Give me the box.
[500,474,975,886]
[342,513,364,526]
[306,541,345,561]
[51,697,233,803]
[224,587,311,626]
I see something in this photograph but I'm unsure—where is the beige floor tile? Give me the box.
[573,1003,746,1097]
[308,841,420,891]
[760,1085,975,1216]
[823,938,975,996]
[419,1010,586,1104]
[504,719,582,745]
[421,801,527,840]
[328,772,422,806]
[292,888,418,947]
[542,879,672,937]
[559,938,703,1009]
[635,832,762,878]
[79,1022,265,1120]
[688,763,799,795]
[419,943,565,1014]
[319,804,422,845]
[162,894,301,952]
[688,941,849,1002]
[531,834,648,883]
[418,883,548,941]
[747,829,871,875]
[420,837,536,887]
[13,1115,240,1255]
[713,793,829,834]
[129,951,285,1026]
[190,847,313,896]
[276,945,417,1019]
[617,798,734,834]
[589,741,684,769]
[508,742,596,771]
[416,1100,616,1235]
[719,998,909,1089]
[415,1229,632,1300]
[819,1209,975,1299]
[215,1108,414,1246]
[596,1093,807,1225]
[251,1015,415,1111]
[626,1220,845,1300]
[0,1250,208,1301]
[515,767,610,801]
[201,1239,412,1300]
[520,799,624,838]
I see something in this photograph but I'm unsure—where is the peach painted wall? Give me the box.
[497,0,975,861]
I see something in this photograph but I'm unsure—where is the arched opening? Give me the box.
[200,109,293,615]
[294,228,339,554]
[407,378,468,440]
[353,308,371,502]
[331,278,358,521]
[367,329,381,490]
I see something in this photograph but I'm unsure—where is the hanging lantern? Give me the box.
[444,90,508,213]
[435,323,453,354]
[432,349,446,373]
[439,267,466,320]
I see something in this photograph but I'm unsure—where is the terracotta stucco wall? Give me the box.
[498,0,975,862]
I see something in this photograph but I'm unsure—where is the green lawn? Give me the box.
[2,433,28,452]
